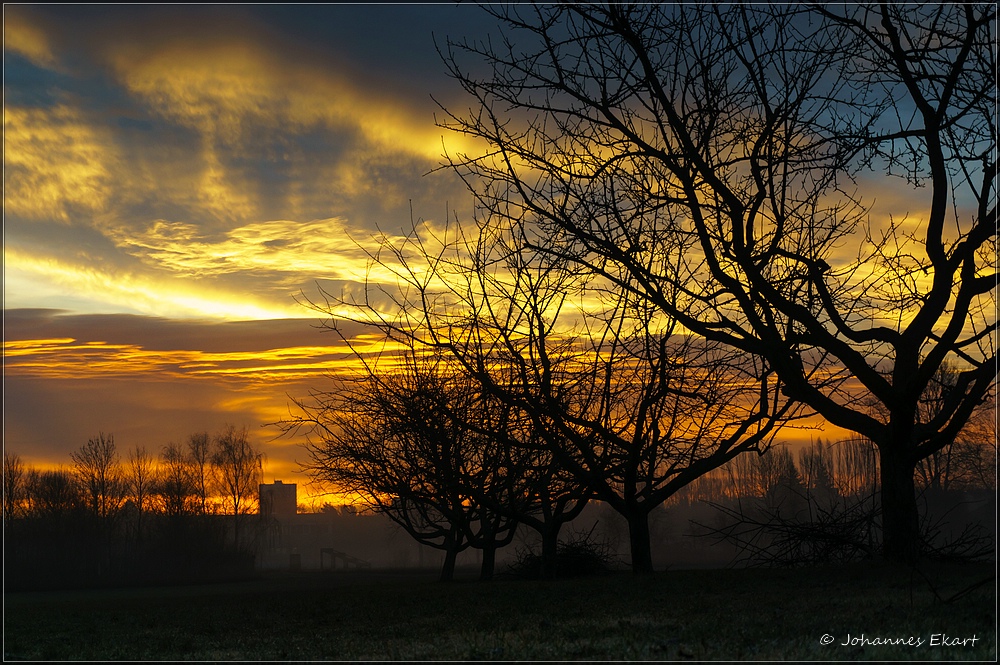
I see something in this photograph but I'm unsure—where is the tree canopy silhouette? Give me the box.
[290,349,525,581]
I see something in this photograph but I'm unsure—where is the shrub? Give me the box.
[503,530,619,579]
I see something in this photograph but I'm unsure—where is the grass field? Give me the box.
[4,562,995,661]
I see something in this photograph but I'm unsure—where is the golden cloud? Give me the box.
[3,106,116,221]
[2,10,56,66]
[4,15,482,232]
[4,246,298,320]
[107,217,410,286]
[103,37,484,164]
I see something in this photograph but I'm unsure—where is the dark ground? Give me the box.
[4,562,996,660]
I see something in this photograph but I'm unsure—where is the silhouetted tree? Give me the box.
[947,417,997,492]
[769,448,806,509]
[480,432,592,579]
[126,445,155,541]
[3,451,27,523]
[29,468,84,519]
[291,350,521,581]
[435,4,996,563]
[212,425,263,548]
[832,437,880,500]
[799,440,837,503]
[451,400,526,581]
[71,433,125,520]
[727,446,804,510]
[157,442,198,516]
[914,371,997,492]
[188,431,213,514]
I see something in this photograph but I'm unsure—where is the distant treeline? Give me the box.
[3,426,266,590]
[3,428,995,588]
[673,435,996,507]
[675,438,996,567]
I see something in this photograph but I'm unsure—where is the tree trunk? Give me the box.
[440,546,458,582]
[627,511,654,574]
[479,542,496,581]
[879,446,921,564]
[540,525,560,579]
[440,527,462,582]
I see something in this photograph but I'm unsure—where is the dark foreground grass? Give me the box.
[4,562,995,661]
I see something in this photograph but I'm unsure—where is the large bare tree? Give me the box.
[434,3,996,563]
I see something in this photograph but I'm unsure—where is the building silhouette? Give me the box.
[259,479,296,519]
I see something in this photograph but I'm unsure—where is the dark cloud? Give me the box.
[2,54,74,107]
[12,3,499,110]
[3,309,363,354]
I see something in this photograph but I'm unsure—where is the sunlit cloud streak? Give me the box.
[4,335,400,384]
[5,247,299,320]
[107,218,413,287]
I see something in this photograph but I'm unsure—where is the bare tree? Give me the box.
[187,431,213,514]
[480,432,592,579]
[29,468,83,519]
[126,445,155,540]
[212,425,263,547]
[799,440,837,503]
[914,372,997,492]
[291,350,522,581]
[948,398,997,491]
[157,441,198,516]
[3,452,27,523]
[726,445,803,508]
[71,433,125,520]
[832,437,880,500]
[435,4,996,563]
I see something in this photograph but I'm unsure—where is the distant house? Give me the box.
[258,479,297,520]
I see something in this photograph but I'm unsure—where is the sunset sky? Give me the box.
[3,5,874,501]
[3,4,503,498]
